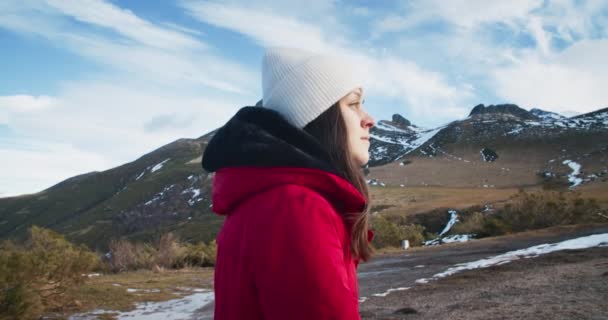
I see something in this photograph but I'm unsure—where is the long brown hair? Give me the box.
[303,102,373,262]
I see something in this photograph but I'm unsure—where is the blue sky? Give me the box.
[1,0,608,197]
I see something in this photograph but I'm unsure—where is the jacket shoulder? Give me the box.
[242,183,345,236]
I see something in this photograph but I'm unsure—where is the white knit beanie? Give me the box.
[262,47,362,128]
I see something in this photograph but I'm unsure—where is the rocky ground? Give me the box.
[359,224,608,320]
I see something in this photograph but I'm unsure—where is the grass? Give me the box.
[369,185,535,217]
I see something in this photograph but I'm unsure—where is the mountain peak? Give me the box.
[469,104,536,120]
[391,114,411,127]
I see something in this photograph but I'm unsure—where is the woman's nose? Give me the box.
[361,112,375,129]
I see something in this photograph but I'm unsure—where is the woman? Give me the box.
[202,47,376,319]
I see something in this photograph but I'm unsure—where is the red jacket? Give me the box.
[202,106,374,319]
[211,166,372,319]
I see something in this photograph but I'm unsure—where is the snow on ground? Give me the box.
[135,170,146,181]
[439,210,458,237]
[144,184,175,206]
[407,127,444,151]
[371,287,410,297]
[69,290,214,320]
[127,288,160,293]
[375,121,411,133]
[506,126,524,135]
[415,233,608,286]
[181,187,203,206]
[441,234,475,244]
[151,158,171,173]
[562,160,583,188]
[424,210,475,246]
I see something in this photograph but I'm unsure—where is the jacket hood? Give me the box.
[201,106,366,215]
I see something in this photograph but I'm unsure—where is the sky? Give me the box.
[1,0,608,197]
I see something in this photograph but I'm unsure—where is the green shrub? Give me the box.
[452,211,485,235]
[371,215,425,248]
[174,239,216,268]
[0,226,100,320]
[491,191,602,234]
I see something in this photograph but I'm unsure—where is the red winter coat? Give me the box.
[202,107,373,319]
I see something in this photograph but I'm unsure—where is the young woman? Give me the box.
[202,47,376,319]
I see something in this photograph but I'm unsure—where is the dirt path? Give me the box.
[359,224,608,319]
[191,224,608,319]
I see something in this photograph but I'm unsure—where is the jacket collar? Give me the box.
[211,167,365,216]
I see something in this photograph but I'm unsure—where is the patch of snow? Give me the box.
[69,290,214,320]
[439,210,459,237]
[554,121,566,128]
[416,233,608,285]
[181,187,203,206]
[81,273,101,278]
[144,184,176,206]
[562,160,583,188]
[376,121,410,133]
[370,287,410,297]
[441,234,475,244]
[408,127,443,152]
[369,133,401,145]
[127,288,161,293]
[135,171,146,181]
[151,158,171,173]
[375,146,388,154]
[507,127,524,135]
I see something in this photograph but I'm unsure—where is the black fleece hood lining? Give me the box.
[202,106,342,178]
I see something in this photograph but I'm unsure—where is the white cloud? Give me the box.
[424,0,542,29]
[181,0,473,126]
[0,141,111,197]
[180,1,336,52]
[493,39,608,113]
[0,0,257,95]
[0,82,244,197]
[44,0,204,50]
[0,95,58,112]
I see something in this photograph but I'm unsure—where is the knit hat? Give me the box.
[261,47,362,128]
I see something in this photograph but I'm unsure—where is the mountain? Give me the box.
[0,132,222,252]
[368,104,608,188]
[1,104,607,251]
[368,114,442,166]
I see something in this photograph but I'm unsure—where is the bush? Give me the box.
[452,211,485,235]
[107,239,158,272]
[177,240,217,268]
[0,226,101,320]
[156,233,181,269]
[454,191,605,238]
[492,191,602,234]
[107,233,217,272]
[371,215,425,248]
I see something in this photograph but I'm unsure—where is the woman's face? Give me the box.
[338,88,375,166]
